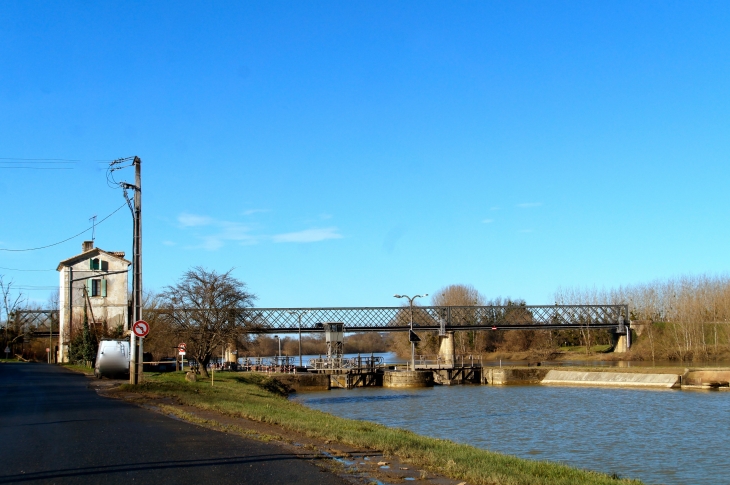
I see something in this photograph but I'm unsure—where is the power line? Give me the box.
[0,158,81,162]
[0,266,55,272]
[0,167,74,170]
[0,203,128,252]
[0,158,113,163]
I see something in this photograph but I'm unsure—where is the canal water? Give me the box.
[294,383,730,485]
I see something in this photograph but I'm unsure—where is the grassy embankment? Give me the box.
[60,363,95,374]
[558,344,613,354]
[120,372,641,485]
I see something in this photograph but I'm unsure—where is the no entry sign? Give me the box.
[132,320,150,338]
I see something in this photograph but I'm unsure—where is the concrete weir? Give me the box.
[541,370,681,388]
[383,370,434,388]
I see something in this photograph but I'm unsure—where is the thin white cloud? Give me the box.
[198,222,257,250]
[178,213,213,227]
[273,227,343,243]
[243,209,269,216]
[177,212,257,250]
[177,212,342,249]
[482,219,494,224]
[517,202,542,208]
[162,240,176,246]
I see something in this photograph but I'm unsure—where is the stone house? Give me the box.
[57,241,130,362]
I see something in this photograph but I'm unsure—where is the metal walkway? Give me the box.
[232,304,629,334]
[17,304,629,335]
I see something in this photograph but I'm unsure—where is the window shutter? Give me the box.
[89,259,94,270]
[86,279,92,296]
[101,279,107,297]
[101,260,109,271]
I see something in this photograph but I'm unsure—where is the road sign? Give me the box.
[132,320,150,338]
[5,346,10,353]
[179,350,186,356]
[179,342,186,351]
[409,330,421,342]
[46,347,50,352]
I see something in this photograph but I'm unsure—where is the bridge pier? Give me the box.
[611,329,631,353]
[383,370,434,388]
[438,331,455,366]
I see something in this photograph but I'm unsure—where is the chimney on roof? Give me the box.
[82,241,94,252]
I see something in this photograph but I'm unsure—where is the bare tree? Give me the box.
[1,276,26,353]
[432,284,485,354]
[160,267,256,377]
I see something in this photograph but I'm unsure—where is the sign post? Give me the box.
[178,343,186,371]
[132,320,150,382]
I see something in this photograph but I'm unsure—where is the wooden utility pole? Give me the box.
[127,157,143,384]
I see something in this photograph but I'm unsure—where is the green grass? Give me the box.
[120,372,641,485]
[60,363,95,375]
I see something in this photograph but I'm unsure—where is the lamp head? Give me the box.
[394,294,402,298]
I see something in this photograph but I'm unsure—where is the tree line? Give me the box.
[555,273,730,362]
[5,269,730,366]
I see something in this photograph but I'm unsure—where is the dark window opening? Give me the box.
[88,279,107,297]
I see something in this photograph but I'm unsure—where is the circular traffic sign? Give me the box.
[179,342,186,351]
[132,320,150,338]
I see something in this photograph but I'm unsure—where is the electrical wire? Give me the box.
[0,158,121,169]
[0,203,128,252]
[0,158,115,163]
[105,156,135,189]
[0,158,81,161]
[0,266,55,272]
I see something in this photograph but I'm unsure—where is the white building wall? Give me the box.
[58,251,129,362]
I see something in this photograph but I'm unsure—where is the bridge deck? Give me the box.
[233,304,629,334]
[17,305,629,335]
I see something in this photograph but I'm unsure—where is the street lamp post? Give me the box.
[394,293,428,371]
[276,336,281,365]
[288,310,311,367]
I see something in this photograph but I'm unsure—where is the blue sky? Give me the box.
[1,1,729,307]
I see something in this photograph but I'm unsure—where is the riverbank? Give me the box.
[105,371,641,485]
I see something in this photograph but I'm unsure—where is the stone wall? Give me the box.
[383,370,434,388]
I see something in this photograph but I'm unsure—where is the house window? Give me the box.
[90,258,108,271]
[87,279,107,297]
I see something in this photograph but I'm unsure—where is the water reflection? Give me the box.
[304,393,426,406]
[295,384,730,485]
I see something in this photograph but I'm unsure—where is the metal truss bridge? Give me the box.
[231,304,629,334]
[12,310,59,338]
[15,304,629,335]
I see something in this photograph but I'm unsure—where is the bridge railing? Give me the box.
[28,304,629,335]
[226,304,629,333]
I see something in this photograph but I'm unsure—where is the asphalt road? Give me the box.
[0,363,349,485]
